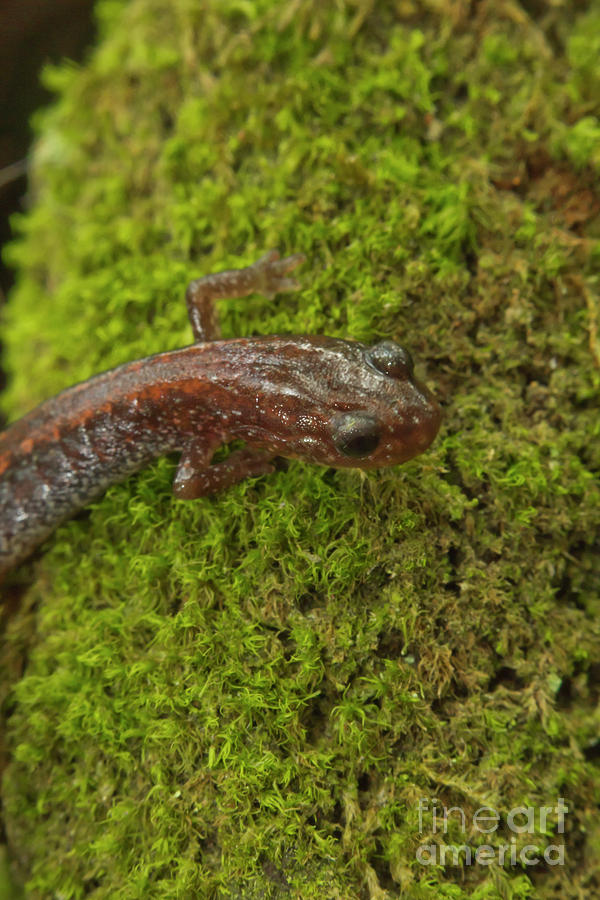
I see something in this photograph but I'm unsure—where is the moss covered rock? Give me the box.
[1,0,599,897]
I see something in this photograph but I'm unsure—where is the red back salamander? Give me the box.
[0,251,441,581]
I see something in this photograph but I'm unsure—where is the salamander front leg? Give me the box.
[185,250,305,342]
[173,444,276,499]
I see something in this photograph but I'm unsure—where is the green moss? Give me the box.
[1,0,600,898]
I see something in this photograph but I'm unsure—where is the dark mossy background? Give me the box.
[1,0,600,898]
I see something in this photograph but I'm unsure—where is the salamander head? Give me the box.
[242,336,442,470]
[324,339,442,469]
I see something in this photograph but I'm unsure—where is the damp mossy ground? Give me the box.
[1,1,600,898]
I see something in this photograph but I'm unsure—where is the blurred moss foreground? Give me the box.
[1,0,599,897]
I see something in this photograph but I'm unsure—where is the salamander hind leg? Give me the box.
[173,444,276,499]
[185,250,305,342]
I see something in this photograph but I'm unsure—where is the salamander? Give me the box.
[0,251,441,580]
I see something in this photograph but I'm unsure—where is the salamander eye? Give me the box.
[332,413,381,458]
[367,341,414,379]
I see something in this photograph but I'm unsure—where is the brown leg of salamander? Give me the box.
[173,446,276,499]
[185,250,305,342]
